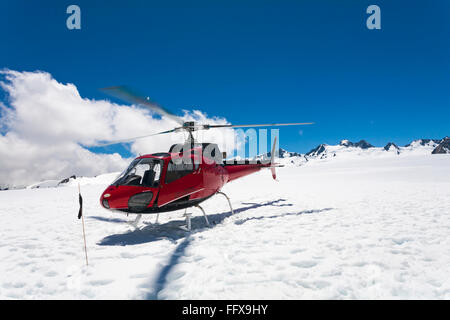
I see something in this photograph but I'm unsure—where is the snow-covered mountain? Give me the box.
[432,137,450,154]
[25,173,120,189]
[405,139,441,148]
[272,137,449,167]
[339,139,374,149]
[383,142,400,153]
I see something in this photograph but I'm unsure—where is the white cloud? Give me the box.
[0,70,238,187]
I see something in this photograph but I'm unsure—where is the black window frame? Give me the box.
[164,161,194,184]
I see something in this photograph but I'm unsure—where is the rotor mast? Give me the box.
[182,122,196,147]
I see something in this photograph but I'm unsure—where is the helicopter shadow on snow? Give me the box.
[94,200,334,299]
[96,199,293,246]
[233,207,334,225]
[144,202,334,300]
[96,199,334,247]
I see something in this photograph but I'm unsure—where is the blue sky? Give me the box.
[1,0,449,155]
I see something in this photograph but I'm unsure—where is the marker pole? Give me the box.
[78,183,88,266]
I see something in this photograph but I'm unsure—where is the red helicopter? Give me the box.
[97,86,313,230]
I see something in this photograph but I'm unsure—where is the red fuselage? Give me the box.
[100,150,271,214]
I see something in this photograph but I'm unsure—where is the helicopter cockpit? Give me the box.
[112,158,163,187]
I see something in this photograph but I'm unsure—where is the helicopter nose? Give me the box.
[100,186,115,209]
[101,192,111,209]
[101,197,110,209]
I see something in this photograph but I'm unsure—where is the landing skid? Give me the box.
[128,191,234,231]
[180,205,210,231]
[179,210,192,232]
[179,191,234,231]
[128,213,160,229]
[128,214,142,228]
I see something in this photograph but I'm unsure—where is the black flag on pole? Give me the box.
[78,192,83,219]
[77,183,89,266]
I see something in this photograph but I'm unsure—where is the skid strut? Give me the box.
[130,214,142,228]
[217,191,234,215]
[182,208,192,231]
[196,204,210,227]
[181,205,210,231]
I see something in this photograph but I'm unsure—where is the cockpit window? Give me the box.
[165,161,193,184]
[112,158,163,187]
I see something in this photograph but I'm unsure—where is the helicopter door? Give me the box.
[158,160,202,207]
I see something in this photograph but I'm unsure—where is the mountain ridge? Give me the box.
[262,137,449,167]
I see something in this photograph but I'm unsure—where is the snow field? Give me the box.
[0,154,449,299]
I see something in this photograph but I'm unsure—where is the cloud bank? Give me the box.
[0,70,237,187]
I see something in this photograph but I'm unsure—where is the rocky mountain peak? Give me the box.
[338,139,374,149]
[384,142,399,151]
[432,137,450,154]
[405,139,441,148]
[278,148,302,158]
[339,139,352,147]
[305,144,327,157]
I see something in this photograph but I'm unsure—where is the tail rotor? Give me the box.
[269,136,281,181]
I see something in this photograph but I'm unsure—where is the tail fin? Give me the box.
[270,136,278,181]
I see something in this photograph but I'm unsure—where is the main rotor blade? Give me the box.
[205,122,314,129]
[92,128,178,147]
[101,86,184,125]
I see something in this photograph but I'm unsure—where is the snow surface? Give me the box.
[1,154,450,299]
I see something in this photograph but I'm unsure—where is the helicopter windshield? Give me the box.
[112,158,163,187]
